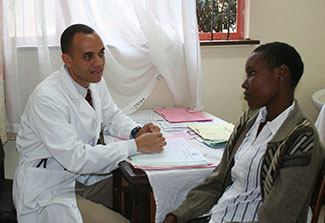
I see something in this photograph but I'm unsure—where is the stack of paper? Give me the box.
[188,123,234,149]
[129,138,215,170]
[202,139,227,149]
[188,123,234,141]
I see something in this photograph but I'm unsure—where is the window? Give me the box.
[196,0,244,40]
[5,0,68,46]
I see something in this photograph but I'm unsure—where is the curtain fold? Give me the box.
[0,1,7,143]
[2,0,203,133]
[133,1,196,108]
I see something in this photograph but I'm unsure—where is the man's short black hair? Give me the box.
[253,42,304,87]
[60,24,95,55]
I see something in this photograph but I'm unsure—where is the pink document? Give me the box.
[131,162,217,170]
[154,108,213,123]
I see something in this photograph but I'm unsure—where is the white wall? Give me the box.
[250,0,325,122]
[201,45,254,123]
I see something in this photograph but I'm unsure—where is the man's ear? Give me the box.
[277,64,290,82]
[61,53,72,68]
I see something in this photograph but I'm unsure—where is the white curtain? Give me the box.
[2,0,203,133]
[0,1,7,143]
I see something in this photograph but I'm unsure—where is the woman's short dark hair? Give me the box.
[253,42,304,87]
[60,24,95,55]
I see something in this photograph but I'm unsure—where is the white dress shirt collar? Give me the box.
[256,100,295,137]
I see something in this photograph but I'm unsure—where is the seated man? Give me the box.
[13,24,166,223]
[163,42,324,223]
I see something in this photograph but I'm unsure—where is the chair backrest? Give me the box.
[0,137,4,179]
[0,136,17,222]
[310,168,325,223]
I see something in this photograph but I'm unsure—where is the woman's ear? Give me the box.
[277,64,290,82]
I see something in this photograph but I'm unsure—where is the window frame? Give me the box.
[198,0,245,41]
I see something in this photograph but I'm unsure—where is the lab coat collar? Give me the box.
[57,64,96,117]
[58,65,83,101]
[58,65,102,111]
[57,65,103,142]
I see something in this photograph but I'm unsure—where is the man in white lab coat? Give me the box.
[13,24,166,223]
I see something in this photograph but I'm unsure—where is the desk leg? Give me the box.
[132,186,151,223]
[113,169,150,222]
[113,167,155,223]
[150,193,156,222]
[113,169,122,214]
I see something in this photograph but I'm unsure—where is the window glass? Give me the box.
[196,0,244,40]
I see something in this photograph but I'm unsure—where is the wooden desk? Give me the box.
[112,110,226,222]
[113,161,156,223]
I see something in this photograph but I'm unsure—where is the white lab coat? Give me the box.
[13,65,139,223]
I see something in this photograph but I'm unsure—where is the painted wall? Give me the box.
[143,0,325,124]
[249,0,325,123]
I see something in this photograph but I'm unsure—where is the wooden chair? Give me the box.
[310,168,325,223]
[0,137,17,222]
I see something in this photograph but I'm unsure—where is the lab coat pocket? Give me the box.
[22,166,76,212]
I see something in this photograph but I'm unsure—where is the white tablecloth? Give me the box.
[144,139,224,223]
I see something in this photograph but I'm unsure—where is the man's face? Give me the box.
[241,52,280,109]
[63,32,105,88]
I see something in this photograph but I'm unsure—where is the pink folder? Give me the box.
[154,108,213,123]
[131,162,217,170]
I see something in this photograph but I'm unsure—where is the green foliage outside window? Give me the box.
[196,0,237,34]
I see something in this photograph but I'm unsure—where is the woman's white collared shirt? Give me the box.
[209,102,295,223]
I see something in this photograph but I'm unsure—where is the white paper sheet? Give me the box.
[131,138,209,165]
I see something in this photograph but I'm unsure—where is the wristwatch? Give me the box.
[130,126,142,139]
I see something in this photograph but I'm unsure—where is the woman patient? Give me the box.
[163,42,324,223]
